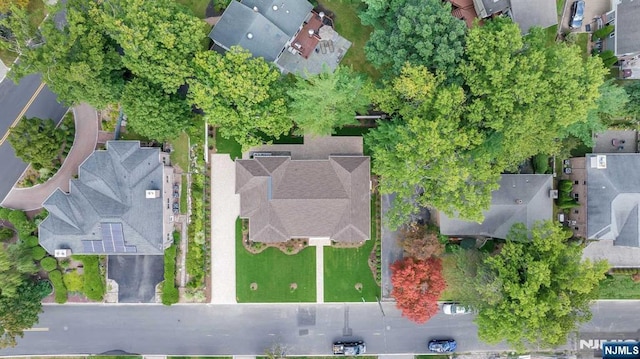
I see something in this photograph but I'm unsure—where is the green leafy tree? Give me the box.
[188,48,292,150]
[121,78,192,141]
[361,0,466,79]
[287,66,370,136]
[11,0,125,108]
[366,64,498,228]
[8,117,64,170]
[466,221,608,350]
[564,80,629,145]
[460,18,607,170]
[0,244,37,298]
[0,3,39,57]
[624,81,640,120]
[99,0,206,93]
[0,280,49,348]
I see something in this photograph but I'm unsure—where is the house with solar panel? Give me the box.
[38,141,175,257]
[208,0,352,75]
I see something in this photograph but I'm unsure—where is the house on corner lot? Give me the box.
[38,141,174,257]
[565,154,640,248]
[438,174,554,239]
[236,136,370,244]
[208,0,352,75]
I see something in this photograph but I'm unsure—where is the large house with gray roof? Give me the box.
[439,174,554,239]
[39,141,174,256]
[472,0,557,34]
[565,154,640,247]
[236,154,370,244]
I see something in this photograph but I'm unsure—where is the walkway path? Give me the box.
[210,153,239,304]
[1,103,99,210]
[309,238,331,303]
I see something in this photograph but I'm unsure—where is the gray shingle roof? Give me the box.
[236,156,370,243]
[509,0,557,34]
[208,0,313,62]
[615,0,640,56]
[587,154,640,247]
[439,174,554,239]
[39,141,165,255]
[473,0,510,17]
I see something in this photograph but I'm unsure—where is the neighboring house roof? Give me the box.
[236,156,370,243]
[439,174,554,239]
[472,0,510,18]
[208,0,313,62]
[39,141,165,255]
[587,154,640,247]
[510,0,557,34]
[615,0,640,56]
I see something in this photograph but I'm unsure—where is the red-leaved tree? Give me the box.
[390,257,446,323]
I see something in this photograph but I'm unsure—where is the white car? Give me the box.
[442,303,471,315]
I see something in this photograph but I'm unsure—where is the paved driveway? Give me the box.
[381,194,403,300]
[561,0,611,32]
[107,255,164,303]
[210,154,239,304]
[582,239,640,267]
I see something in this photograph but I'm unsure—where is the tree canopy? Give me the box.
[0,280,49,348]
[188,48,292,150]
[455,221,608,350]
[361,0,466,79]
[8,117,64,170]
[390,257,445,324]
[0,244,36,299]
[287,66,370,137]
[121,78,192,141]
[366,64,498,228]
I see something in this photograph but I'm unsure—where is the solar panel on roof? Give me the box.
[100,222,128,254]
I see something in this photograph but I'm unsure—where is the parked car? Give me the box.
[173,183,179,191]
[173,191,179,198]
[428,339,457,353]
[442,302,471,315]
[570,0,585,29]
[333,341,366,355]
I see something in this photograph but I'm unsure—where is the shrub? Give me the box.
[48,270,68,304]
[31,246,47,260]
[593,24,614,40]
[533,154,550,174]
[599,50,618,68]
[40,256,58,272]
[162,245,179,305]
[78,256,105,301]
[0,227,14,241]
[63,270,83,292]
[23,235,39,248]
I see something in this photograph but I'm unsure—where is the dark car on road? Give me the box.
[570,0,585,29]
[333,341,366,355]
[428,339,457,353]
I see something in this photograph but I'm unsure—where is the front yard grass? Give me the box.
[598,274,640,299]
[235,218,316,302]
[576,32,589,59]
[317,0,381,81]
[324,238,379,302]
[439,254,461,301]
[170,132,190,172]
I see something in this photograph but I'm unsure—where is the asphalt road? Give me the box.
[0,74,68,203]
[0,301,637,356]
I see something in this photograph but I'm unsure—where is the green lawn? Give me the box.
[235,218,316,302]
[317,0,381,81]
[171,132,190,172]
[170,357,232,359]
[544,25,558,47]
[214,131,242,159]
[556,0,565,17]
[324,239,379,302]
[175,0,210,18]
[576,33,590,59]
[416,356,450,359]
[598,274,640,299]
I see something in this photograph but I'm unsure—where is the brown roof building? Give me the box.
[236,155,370,243]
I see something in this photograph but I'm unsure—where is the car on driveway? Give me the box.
[442,302,471,315]
[333,341,366,355]
[570,0,585,29]
[428,339,457,353]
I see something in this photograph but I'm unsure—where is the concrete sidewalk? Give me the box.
[310,238,331,303]
[210,153,239,304]
[1,103,99,210]
[0,60,8,84]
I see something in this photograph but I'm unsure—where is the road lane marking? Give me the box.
[0,81,47,147]
[24,327,49,332]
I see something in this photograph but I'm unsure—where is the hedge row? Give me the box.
[186,150,207,287]
[162,242,179,305]
[48,269,68,304]
[77,256,105,301]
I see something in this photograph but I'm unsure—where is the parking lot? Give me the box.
[561,0,611,33]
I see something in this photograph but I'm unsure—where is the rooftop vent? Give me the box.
[146,190,161,199]
[515,199,523,204]
[54,249,72,258]
[272,5,278,10]
[253,6,258,12]
[319,11,325,19]
[549,189,558,199]
[247,32,253,39]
